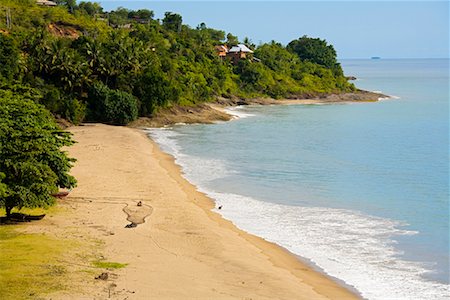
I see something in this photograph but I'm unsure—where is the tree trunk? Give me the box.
[5,206,12,219]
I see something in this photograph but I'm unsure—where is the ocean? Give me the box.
[148,59,449,299]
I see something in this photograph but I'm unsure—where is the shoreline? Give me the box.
[147,129,362,299]
[41,123,360,299]
[130,90,388,128]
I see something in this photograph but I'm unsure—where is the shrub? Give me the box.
[88,83,138,125]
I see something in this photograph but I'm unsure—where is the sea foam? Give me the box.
[147,128,450,300]
[223,106,256,119]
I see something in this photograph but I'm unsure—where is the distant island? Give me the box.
[371,56,381,59]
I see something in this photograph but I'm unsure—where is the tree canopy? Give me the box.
[0,34,19,81]
[163,12,182,32]
[287,36,340,72]
[0,0,354,125]
[0,92,77,218]
[0,1,356,218]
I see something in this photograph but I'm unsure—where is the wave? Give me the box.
[371,90,401,101]
[147,128,450,300]
[147,128,233,182]
[379,95,401,101]
[223,106,256,119]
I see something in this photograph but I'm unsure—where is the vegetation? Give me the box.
[0,1,355,296]
[0,0,354,125]
[0,92,77,217]
[92,260,128,269]
[0,206,107,299]
[287,35,345,79]
[0,224,72,299]
[0,0,356,217]
[88,82,138,125]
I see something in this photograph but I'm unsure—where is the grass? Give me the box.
[0,206,128,298]
[92,261,128,269]
[0,225,72,299]
[0,205,62,217]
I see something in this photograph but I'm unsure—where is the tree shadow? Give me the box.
[0,213,46,225]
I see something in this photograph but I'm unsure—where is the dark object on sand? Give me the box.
[95,272,109,280]
[0,213,46,223]
[51,190,70,199]
[125,222,137,228]
[137,201,142,206]
[218,205,222,210]
[22,214,46,220]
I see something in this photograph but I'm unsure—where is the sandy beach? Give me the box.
[41,123,359,299]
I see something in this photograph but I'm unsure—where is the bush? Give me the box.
[62,98,86,125]
[0,34,19,81]
[38,85,86,124]
[134,67,178,116]
[88,83,138,125]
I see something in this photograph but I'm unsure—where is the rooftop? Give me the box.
[36,0,57,6]
[228,44,253,53]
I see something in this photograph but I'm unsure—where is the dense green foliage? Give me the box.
[88,82,138,125]
[0,0,354,125]
[0,1,355,215]
[0,92,77,217]
[287,36,343,76]
[0,34,19,80]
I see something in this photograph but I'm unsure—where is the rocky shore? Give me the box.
[129,90,388,128]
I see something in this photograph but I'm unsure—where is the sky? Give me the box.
[95,1,449,59]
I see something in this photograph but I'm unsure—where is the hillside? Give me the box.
[0,0,356,125]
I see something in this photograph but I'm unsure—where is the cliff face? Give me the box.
[128,103,232,128]
[47,22,81,39]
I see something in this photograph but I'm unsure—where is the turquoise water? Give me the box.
[148,59,449,299]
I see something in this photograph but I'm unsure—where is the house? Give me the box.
[36,0,57,6]
[214,45,228,58]
[215,44,258,64]
[227,44,253,64]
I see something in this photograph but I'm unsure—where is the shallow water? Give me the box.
[148,59,449,299]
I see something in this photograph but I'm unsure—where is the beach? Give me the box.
[44,123,358,299]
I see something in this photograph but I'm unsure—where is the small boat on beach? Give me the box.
[51,190,71,198]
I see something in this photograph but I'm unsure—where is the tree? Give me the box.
[0,33,19,81]
[128,9,154,21]
[162,12,182,32]
[226,33,238,46]
[88,83,138,125]
[134,65,179,116]
[0,92,77,218]
[55,0,77,13]
[287,35,338,70]
[78,1,103,16]
[108,7,129,26]
[254,42,299,74]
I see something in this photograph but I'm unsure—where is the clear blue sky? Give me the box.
[96,1,449,59]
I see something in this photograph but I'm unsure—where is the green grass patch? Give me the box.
[92,261,128,269]
[0,206,62,217]
[0,226,73,299]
